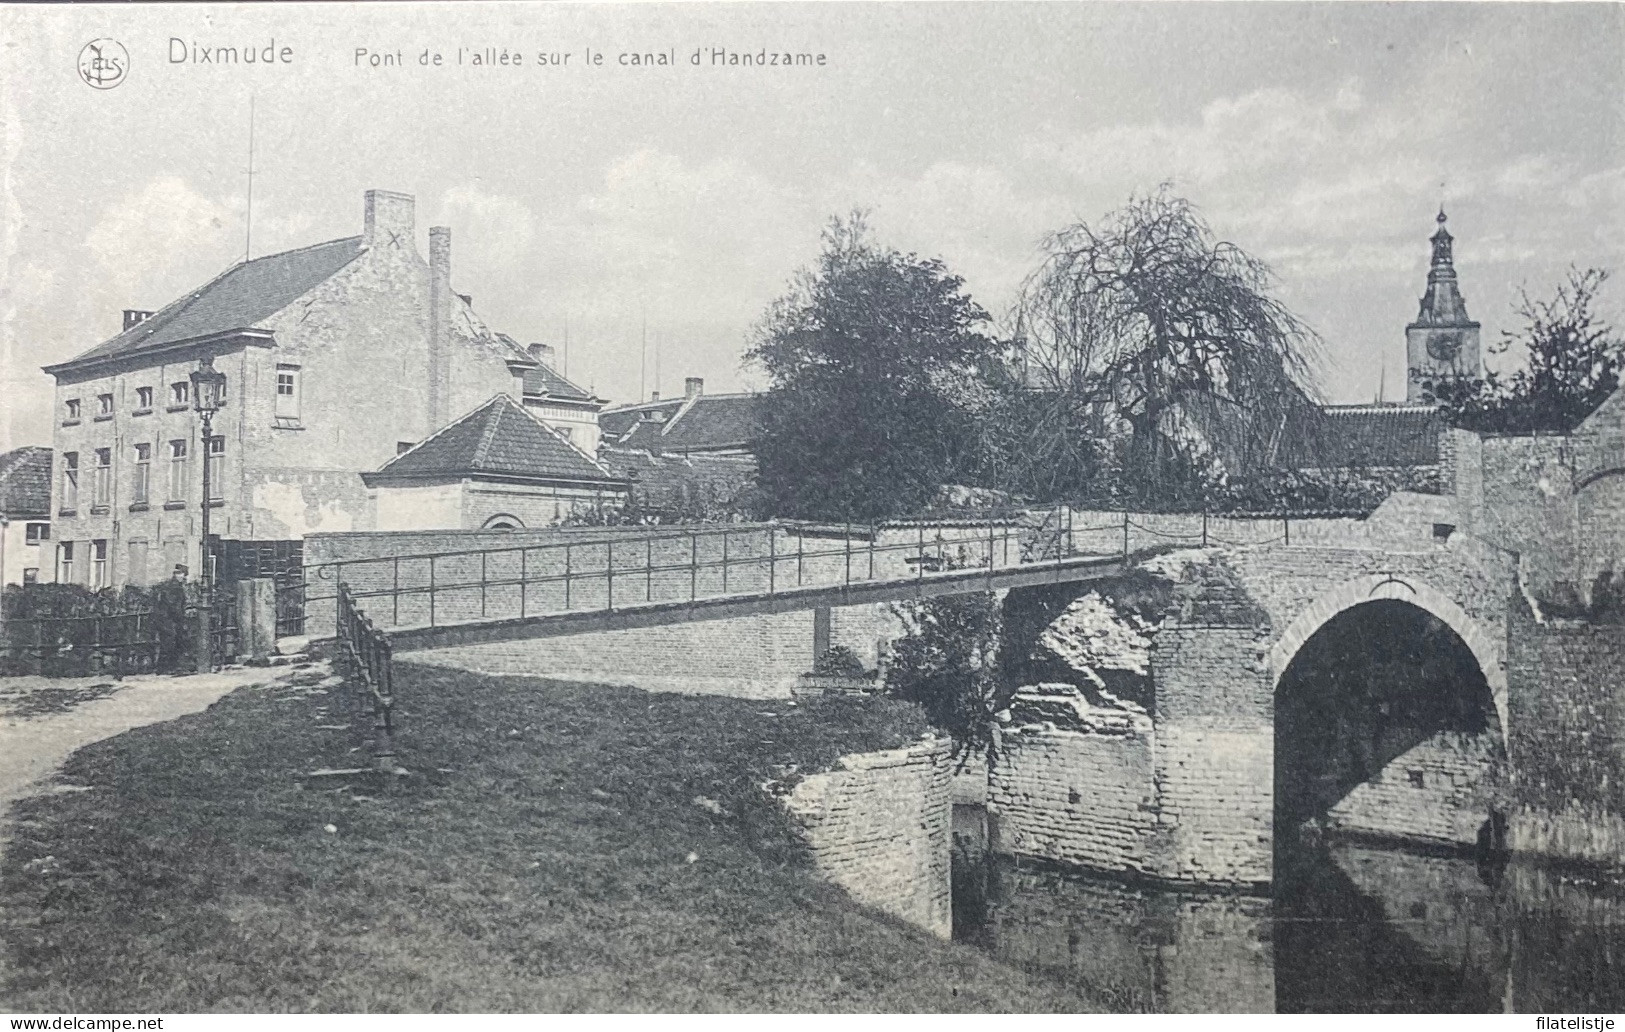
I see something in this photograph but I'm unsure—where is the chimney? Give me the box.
[684,376,704,398]
[651,390,661,402]
[122,309,153,331]
[527,343,556,370]
[363,189,416,251]
[427,225,452,430]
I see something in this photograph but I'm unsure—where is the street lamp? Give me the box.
[190,357,227,670]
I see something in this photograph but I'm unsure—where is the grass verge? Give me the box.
[1,663,1091,1012]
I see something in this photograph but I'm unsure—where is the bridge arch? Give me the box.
[1265,573,1507,738]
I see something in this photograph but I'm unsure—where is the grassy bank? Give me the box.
[1,663,1089,1012]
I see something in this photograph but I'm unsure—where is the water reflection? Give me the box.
[954,807,1625,1013]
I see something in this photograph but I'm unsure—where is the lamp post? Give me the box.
[190,357,227,670]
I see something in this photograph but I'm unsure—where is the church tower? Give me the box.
[1405,208,1482,402]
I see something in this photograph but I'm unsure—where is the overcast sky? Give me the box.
[3,2,1622,450]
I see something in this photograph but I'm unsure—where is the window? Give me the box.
[127,540,149,587]
[170,381,190,408]
[1407,769,1426,789]
[22,568,38,585]
[92,539,108,588]
[93,448,111,508]
[167,440,188,502]
[132,443,151,504]
[275,365,301,422]
[64,398,81,423]
[25,522,48,545]
[96,393,114,417]
[135,386,153,411]
[58,541,74,583]
[61,452,78,511]
[206,436,225,500]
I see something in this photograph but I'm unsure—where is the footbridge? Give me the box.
[312,506,1163,651]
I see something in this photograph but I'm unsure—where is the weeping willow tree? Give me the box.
[995,188,1327,508]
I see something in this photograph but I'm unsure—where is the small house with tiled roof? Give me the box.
[364,394,629,530]
[40,189,552,587]
[0,446,54,585]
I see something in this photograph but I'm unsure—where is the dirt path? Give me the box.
[0,667,302,812]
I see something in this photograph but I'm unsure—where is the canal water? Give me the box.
[952,808,1625,1013]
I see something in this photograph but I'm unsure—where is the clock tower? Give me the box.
[1405,208,1482,402]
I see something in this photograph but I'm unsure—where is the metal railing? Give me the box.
[0,610,161,678]
[292,512,1083,634]
[335,582,396,770]
[273,505,1348,644]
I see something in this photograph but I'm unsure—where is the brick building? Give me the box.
[41,189,558,587]
[0,447,54,586]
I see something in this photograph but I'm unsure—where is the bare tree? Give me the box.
[1003,187,1325,506]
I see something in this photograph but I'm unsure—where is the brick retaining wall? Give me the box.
[777,736,954,937]
[1505,598,1625,868]
[990,725,1156,877]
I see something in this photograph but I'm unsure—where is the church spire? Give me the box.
[1415,207,1470,326]
[1404,206,1482,402]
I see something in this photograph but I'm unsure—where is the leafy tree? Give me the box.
[746,212,1000,521]
[996,187,1324,507]
[885,592,1008,766]
[1422,267,1622,434]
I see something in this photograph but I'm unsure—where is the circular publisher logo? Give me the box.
[78,38,129,90]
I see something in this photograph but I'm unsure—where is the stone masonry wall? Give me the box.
[1326,731,1504,847]
[777,736,954,937]
[413,609,817,698]
[1505,597,1625,868]
[1147,625,1275,886]
[411,600,894,700]
[989,726,1157,877]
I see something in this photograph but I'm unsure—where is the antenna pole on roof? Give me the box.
[640,308,647,401]
[563,314,570,379]
[1377,355,1387,405]
[244,95,256,263]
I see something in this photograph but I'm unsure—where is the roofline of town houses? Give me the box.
[601,389,762,414]
[42,327,276,380]
[360,470,631,490]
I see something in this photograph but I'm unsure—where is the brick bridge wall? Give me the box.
[777,736,954,937]
[410,601,897,699]
[992,538,1517,887]
[1504,598,1625,868]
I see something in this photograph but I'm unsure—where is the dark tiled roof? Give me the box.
[600,398,685,443]
[371,395,623,486]
[52,237,365,372]
[599,393,763,454]
[660,394,763,453]
[1277,405,1444,469]
[0,446,53,517]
